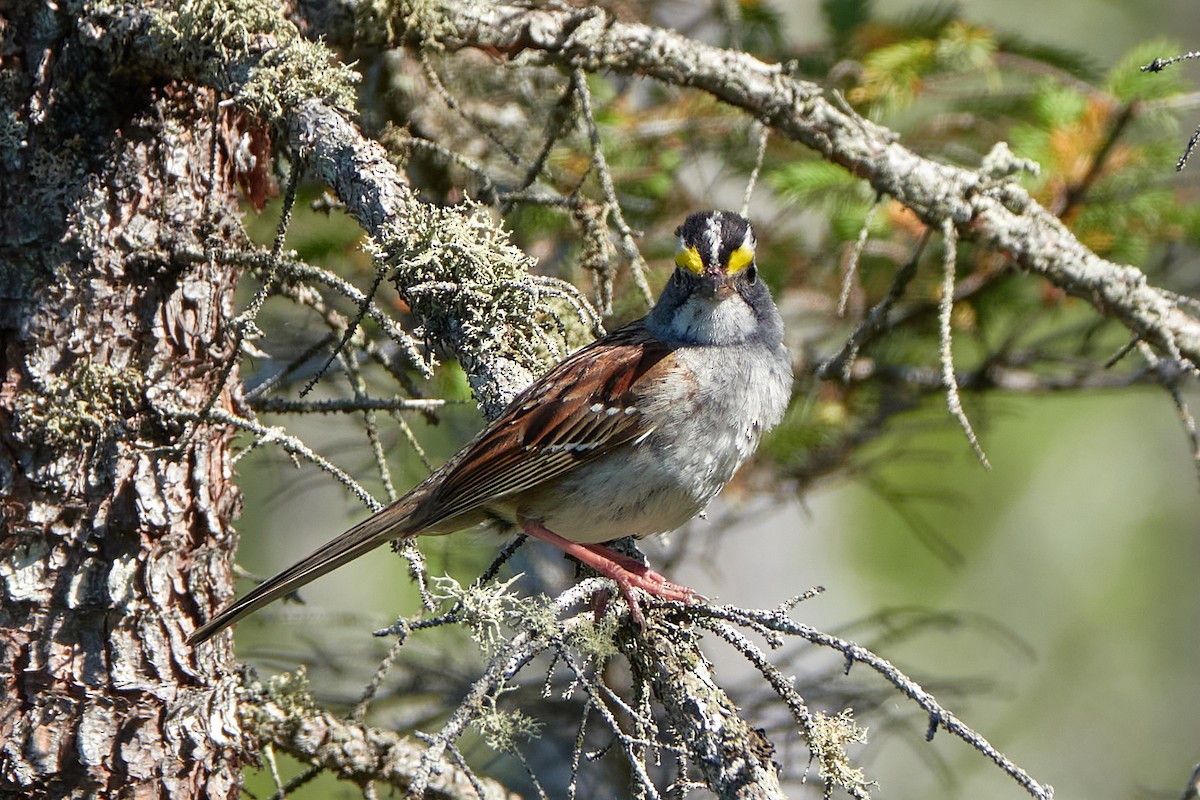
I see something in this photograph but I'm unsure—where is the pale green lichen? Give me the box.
[236,36,359,119]
[371,201,593,376]
[357,0,459,49]
[471,698,542,753]
[809,709,874,798]
[237,667,318,738]
[154,0,358,120]
[242,667,313,718]
[567,612,619,663]
[428,574,550,657]
[18,362,145,453]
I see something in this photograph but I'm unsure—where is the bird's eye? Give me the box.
[745,264,758,284]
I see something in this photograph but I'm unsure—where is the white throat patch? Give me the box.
[661,292,757,345]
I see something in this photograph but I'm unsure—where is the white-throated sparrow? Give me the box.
[190,210,792,644]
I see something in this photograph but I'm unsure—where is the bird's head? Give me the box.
[649,211,782,346]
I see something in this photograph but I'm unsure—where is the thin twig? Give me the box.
[837,194,884,317]
[339,347,398,501]
[393,133,500,203]
[262,742,285,797]
[556,648,665,800]
[300,264,391,397]
[1136,342,1200,482]
[252,396,448,414]
[740,122,770,216]
[1141,51,1200,72]
[572,69,654,306]
[1141,41,1200,171]
[1054,102,1135,216]
[937,218,990,469]
[172,246,429,375]
[420,49,524,167]
[244,332,337,402]
[503,80,578,213]
[350,618,410,723]
[184,165,299,442]
[267,764,322,800]
[566,699,593,800]
[818,228,931,381]
[406,581,609,798]
[166,403,384,513]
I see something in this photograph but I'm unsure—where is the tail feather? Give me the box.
[189,500,420,646]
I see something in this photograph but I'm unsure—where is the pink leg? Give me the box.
[519,516,695,626]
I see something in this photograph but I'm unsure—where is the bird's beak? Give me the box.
[700,269,736,300]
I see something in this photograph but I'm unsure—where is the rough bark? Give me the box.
[0,1,278,794]
[239,671,520,800]
[0,19,248,798]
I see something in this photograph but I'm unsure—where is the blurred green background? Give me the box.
[230,1,1200,798]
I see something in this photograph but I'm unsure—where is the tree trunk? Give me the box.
[1,12,247,796]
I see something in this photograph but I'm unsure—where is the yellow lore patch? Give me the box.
[674,245,704,275]
[726,244,754,274]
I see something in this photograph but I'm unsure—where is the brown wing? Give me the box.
[417,321,674,528]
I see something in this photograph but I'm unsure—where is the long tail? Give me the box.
[188,497,421,646]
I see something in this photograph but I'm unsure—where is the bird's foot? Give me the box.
[518,518,696,627]
[580,544,695,626]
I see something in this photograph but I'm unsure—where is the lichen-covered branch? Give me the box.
[620,622,787,800]
[288,100,591,417]
[242,670,519,800]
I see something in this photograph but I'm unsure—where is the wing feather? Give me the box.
[419,322,673,527]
